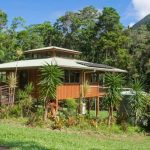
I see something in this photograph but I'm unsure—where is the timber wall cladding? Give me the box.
[57,84,80,100]
[56,84,100,100]
[86,84,99,98]
[28,69,39,98]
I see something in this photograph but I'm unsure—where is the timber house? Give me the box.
[0,46,127,116]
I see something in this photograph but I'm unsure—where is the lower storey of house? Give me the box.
[0,68,106,116]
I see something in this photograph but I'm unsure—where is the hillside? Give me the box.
[133,14,150,28]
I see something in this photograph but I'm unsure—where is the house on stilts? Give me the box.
[0,46,127,116]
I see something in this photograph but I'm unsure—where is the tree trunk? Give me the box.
[110,105,113,125]
[96,97,99,118]
[135,111,138,126]
[87,99,90,115]
[43,91,48,121]
[108,104,113,126]
[108,107,111,126]
[44,102,48,122]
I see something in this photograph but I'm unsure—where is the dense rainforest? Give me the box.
[0,6,150,91]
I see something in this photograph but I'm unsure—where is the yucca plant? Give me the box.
[104,73,124,126]
[39,63,64,121]
[7,72,17,104]
[82,80,90,100]
[130,79,147,125]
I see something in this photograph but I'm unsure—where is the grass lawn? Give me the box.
[0,122,150,150]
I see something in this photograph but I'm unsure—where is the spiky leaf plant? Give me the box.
[104,73,124,126]
[39,63,64,121]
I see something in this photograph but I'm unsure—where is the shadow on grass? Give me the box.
[0,140,59,150]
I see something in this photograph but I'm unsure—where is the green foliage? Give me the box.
[39,63,64,120]
[17,83,34,117]
[64,98,77,117]
[52,116,65,130]
[26,113,45,127]
[39,63,64,100]
[105,73,124,107]
[104,73,124,125]
[129,79,149,125]
[96,7,130,69]
[65,98,77,110]
[0,105,21,119]
[1,123,149,150]
[0,105,10,119]
[9,105,21,118]
[0,10,7,30]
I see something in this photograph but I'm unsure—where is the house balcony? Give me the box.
[56,84,105,100]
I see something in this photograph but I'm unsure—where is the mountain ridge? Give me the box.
[132,14,150,28]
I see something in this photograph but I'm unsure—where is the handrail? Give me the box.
[0,85,10,104]
[99,86,132,90]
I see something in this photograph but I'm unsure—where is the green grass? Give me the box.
[89,110,109,119]
[0,122,150,150]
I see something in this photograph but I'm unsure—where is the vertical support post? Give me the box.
[87,99,90,115]
[96,97,99,118]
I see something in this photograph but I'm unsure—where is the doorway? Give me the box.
[19,70,28,89]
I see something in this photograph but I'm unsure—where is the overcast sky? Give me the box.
[0,0,150,27]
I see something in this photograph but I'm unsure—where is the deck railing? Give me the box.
[0,85,13,105]
[99,86,132,97]
[57,84,100,100]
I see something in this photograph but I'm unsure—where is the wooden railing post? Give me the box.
[96,97,99,118]
[0,85,10,105]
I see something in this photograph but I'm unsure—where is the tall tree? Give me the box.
[127,25,150,91]
[0,10,7,30]
[54,6,100,60]
[95,7,130,69]
[27,22,54,46]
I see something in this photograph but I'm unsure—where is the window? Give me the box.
[99,74,105,86]
[0,72,6,82]
[56,52,74,58]
[91,73,98,83]
[64,70,80,83]
[64,70,69,83]
[33,54,38,59]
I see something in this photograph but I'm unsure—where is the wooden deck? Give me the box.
[57,84,103,100]
[0,84,106,104]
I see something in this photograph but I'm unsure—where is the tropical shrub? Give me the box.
[17,83,34,117]
[26,112,45,127]
[9,105,21,118]
[64,98,77,116]
[7,72,17,104]
[104,73,124,125]
[129,79,149,125]
[0,105,10,119]
[52,116,65,130]
[39,63,64,121]
[66,117,77,127]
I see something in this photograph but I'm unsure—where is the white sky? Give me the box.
[132,0,150,19]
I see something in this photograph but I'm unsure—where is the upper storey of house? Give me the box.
[25,46,81,59]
